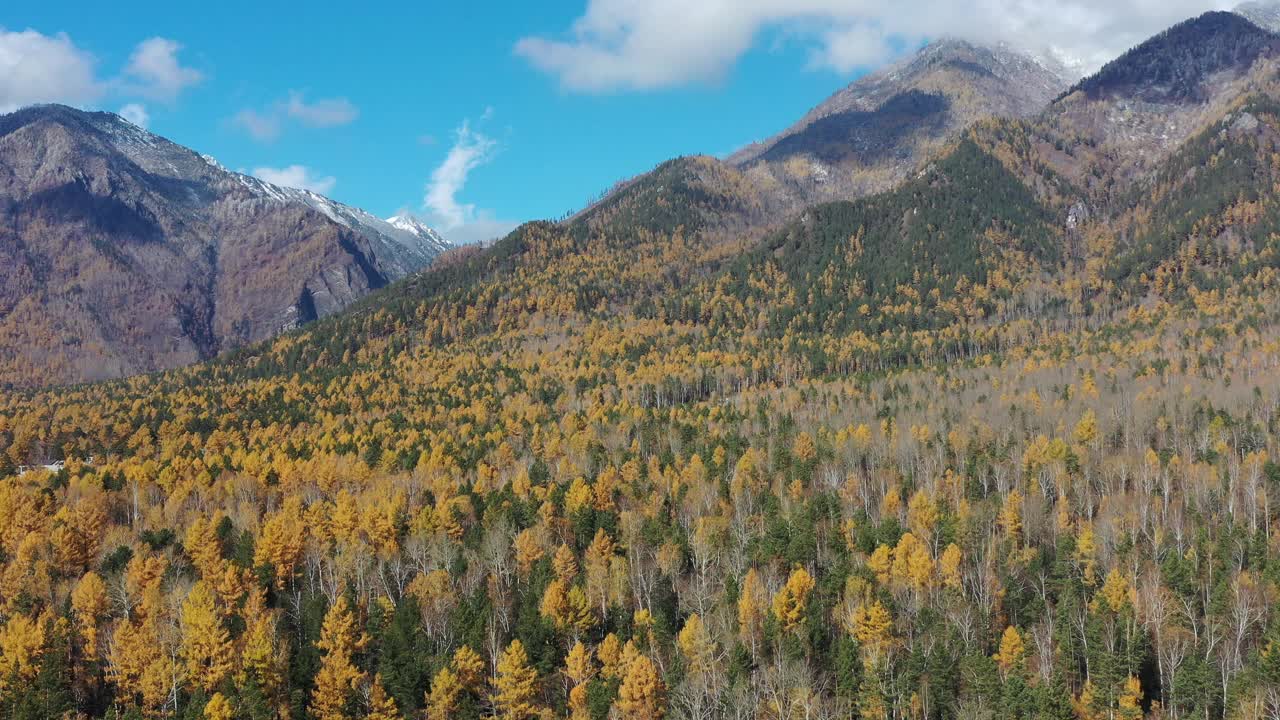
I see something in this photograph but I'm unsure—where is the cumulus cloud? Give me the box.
[253,165,337,195]
[516,0,1236,91]
[0,27,101,112]
[122,37,202,102]
[0,30,205,115]
[232,91,359,142]
[118,103,149,128]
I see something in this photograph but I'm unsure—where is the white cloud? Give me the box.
[0,27,101,112]
[285,91,358,127]
[232,108,281,141]
[516,0,1236,92]
[232,91,359,142]
[420,117,520,245]
[424,120,498,229]
[118,103,149,128]
[442,217,521,246]
[123,37,202,102]
[253,165,337,195]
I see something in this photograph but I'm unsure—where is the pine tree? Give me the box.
[375,595,427,713]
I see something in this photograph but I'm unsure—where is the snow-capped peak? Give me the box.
[386,214,435,235]
[200,154,227,171]
[228,176,452,275]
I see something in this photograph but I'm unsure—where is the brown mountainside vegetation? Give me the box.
[4,10,1280,720]
[0,105,449,388]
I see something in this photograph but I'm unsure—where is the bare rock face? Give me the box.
[0,105,449,387]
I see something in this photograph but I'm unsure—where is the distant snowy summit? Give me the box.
[228,168,452,278]
[80,104,453,278]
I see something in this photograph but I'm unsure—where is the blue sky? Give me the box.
[2,0,1227,243]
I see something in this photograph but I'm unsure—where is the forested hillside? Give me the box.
[4,10,1280,720]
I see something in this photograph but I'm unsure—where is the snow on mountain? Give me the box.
[229,172,452,277]
[1236,0,1280,32]
[78,108,452,280]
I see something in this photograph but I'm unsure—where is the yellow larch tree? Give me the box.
[677,613,717,675]
[254,497,306,588]
[598,634,624,680]
[184,512,225,579]
[1099,568,1134,612]
[553,544,579,583]
[906,490,938,543]
[180,580,235,692]
[0,612,46,693]
[1117,676,1143,720]
[851,600,894,667]
[939,544,963,591]
[309,596,369,720]
[238,589,285,703]
[452,644,485,692]
[366,674,402,720]
[772,567,815,633]
[994,626,1025,676]
[615,652,666,720]
[71,570,109,659]
[425,667,463,720]
[203,692,234,720]
[565,641,595,720]
[491,639,542,720]
[737,568,766,654]
[998,489,1023,542]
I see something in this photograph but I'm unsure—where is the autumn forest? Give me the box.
[5,8,1280,720]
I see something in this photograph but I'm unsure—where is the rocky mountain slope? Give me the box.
[1235,0,1280,31]
[726,38,1072,209]
[0,105,449,387]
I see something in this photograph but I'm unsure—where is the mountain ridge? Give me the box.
[722,38,1071,212]
[0,104,451,387]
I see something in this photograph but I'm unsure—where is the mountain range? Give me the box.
[4,5,1280,388]
[728,38,1072,209]
[0,105,449,386]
